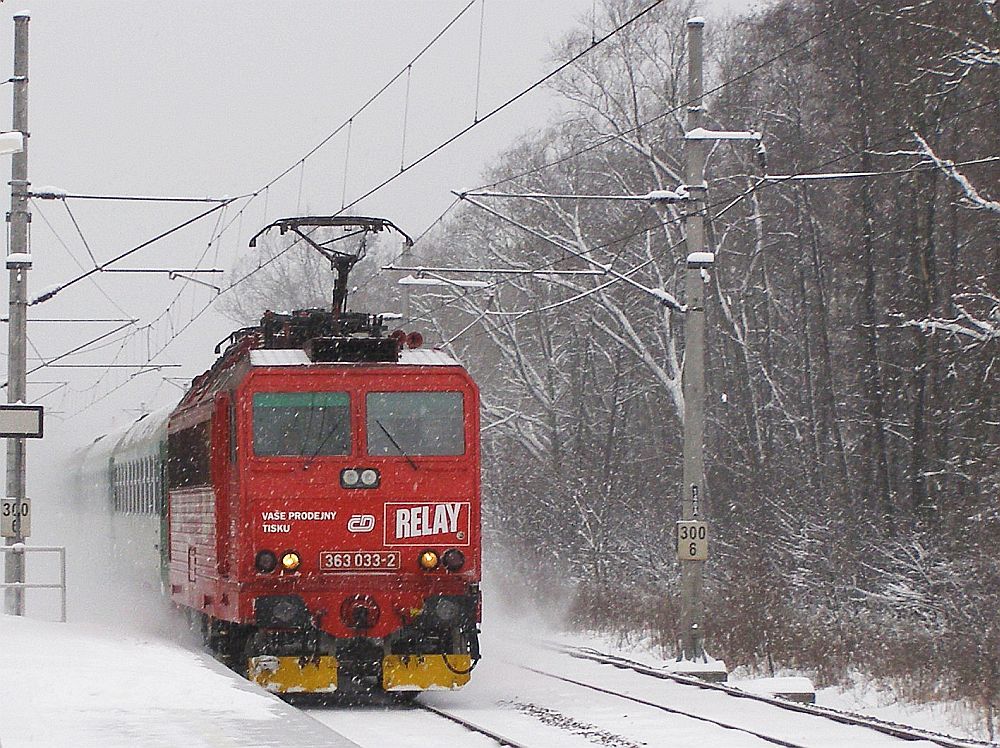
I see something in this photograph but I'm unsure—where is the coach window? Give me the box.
[252,392,351,457]
[125,462,132,513]
[366,392,465,456]
[128,462,136,513]
[113,463,123,512]
[144,457,153,514]
[167,422,211,488]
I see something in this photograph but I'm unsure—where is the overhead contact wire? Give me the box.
[339,0,669,215]
[262,0,478,197]
[30,199,131,318]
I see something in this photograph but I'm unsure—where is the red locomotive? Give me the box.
[80,217,482,695]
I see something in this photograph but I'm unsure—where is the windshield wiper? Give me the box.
[376,419,418,471]
[297,394,320,461]
[303,409,341,469]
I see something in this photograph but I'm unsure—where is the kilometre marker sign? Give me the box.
[1,498,30,537]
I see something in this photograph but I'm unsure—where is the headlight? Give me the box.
[360,468,379,487]
[280,551,301,571]
[341,468,360,487]
[255,550,277,573]
[418,550,439,570]
[442,548,465,572]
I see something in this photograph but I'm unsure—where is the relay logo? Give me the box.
[385,502,470,546]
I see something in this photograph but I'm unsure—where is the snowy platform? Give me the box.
[0,614,358,748]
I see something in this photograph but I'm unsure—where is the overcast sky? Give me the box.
[0,0,753,467]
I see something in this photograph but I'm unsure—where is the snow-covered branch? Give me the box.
[911,133,1000,214]
[902,292,1000,345]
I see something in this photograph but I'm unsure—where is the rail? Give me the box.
[417,703,529,747]
[552,644,990,748]
[0,543,66,622]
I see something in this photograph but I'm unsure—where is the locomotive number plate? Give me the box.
[320,550,400,571]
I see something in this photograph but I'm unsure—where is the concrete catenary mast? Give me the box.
[4,11,30,616]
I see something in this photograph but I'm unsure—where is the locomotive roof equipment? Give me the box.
[249,215,412,317]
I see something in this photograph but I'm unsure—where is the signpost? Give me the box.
[0,403,43,438]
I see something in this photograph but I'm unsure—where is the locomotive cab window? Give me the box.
[253,392,351,457]
[366,391,465,456]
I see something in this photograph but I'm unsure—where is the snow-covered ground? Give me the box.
[553,628,994,744]
[3,604,990,748]
[0,614,352,747]
[0,539,991,748]
[817,675,992,745]
[307,622,973,747]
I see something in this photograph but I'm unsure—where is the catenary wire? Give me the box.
[401,99,999,341]
[29,199,234,306]
[61,201,98,267]
[470,0,892,192]
[377,0,910,329]
[336,0,669,217]
[53,0,989,411]
[29,199,132,318]
[154,0,484,305]
[60,0,672,414]
[55,95,996,413]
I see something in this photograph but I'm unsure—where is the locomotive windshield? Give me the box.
[366,391,465,456]
[253,392,351,456]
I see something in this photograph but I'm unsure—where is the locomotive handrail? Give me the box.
[0,543,66,622]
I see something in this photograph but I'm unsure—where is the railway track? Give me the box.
[416,702,530,747]
[299,639,991,747]
[302,697,533,748]
[518,663,808,747]
[546,643,990,748]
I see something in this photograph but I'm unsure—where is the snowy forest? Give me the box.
[222,0,999,733]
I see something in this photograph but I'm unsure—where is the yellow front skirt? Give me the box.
[382,654,472,691]
[247,655,339,694]
[247,653,472,693]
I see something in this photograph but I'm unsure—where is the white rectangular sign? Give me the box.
[0,404,43,438]
[676,520,708,561]
[1,497,30,538]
